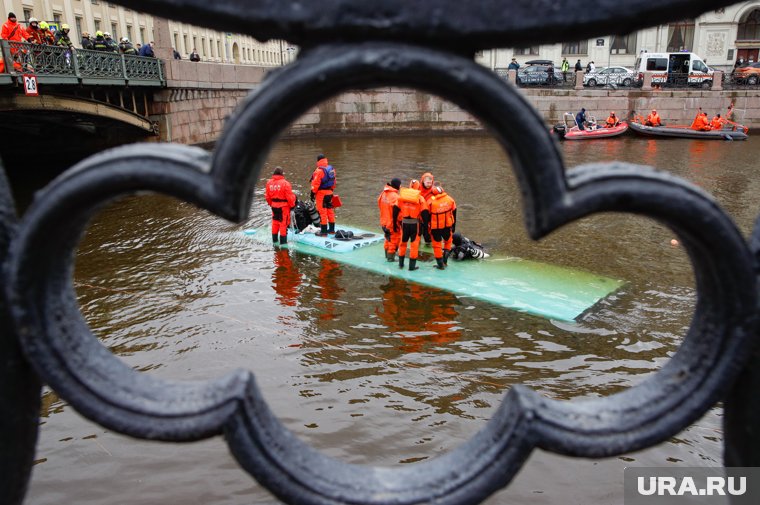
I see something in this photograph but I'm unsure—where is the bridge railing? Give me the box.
[0,40,165,87]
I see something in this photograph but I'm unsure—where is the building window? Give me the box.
[140,27,145,44]
[562,41,588,55]
[75,17,83,36]
[514,46,540,56]
[94,19,101,32]
[667,20,695,52]
[23,10,32,21]
[738,9,760,40]
[610,34,637,55]
[183,35,188,53]
[53,13,61,24]
[201,37,206,56]
[127,25,133,41]
[111,23,117,38]
[217,40,222,59]
[173,33,179,50]
[193,36,197,52]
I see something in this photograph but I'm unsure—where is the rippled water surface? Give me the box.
[21,133,760,504]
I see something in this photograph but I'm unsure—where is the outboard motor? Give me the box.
[552,123,567,139]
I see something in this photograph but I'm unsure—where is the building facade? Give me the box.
[0,0,294,65]
[477,2,760,72]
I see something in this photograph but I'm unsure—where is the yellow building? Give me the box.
[0,0,294,64]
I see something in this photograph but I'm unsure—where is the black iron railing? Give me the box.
[2,1,759,504]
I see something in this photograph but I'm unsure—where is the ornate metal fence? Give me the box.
[0,40,164,86]
[2,0,759,504]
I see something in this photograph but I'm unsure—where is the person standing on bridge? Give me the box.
[310,154,337,237]
[104,32,118,52]
[1,12,25,43]
[55,24,73,49]
[24,18,45,44]
[119,37,137,55]
[190,48,201,62]
[139,41,155,57]
[38,22,55,45]
[80,32,93,50]
[265,167,297,246]
[92,31,109,51]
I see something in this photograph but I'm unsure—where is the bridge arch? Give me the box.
[0,94,156,133]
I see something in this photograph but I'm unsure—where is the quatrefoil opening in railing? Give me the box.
[5,40,758,505]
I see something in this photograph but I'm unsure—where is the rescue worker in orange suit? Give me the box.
[392,180,430,271]
[1,12,26,42]
[711,113,724,130]
[691,109,711,131]
[428,186,457,270]
[24,18,45,44]
[419,172,435,244]
[310,154,336,236]
[1,13,26,73]
[264,166,297,246]
[378,177,402,261]
[604,111,620,128]
[645,109,661,127]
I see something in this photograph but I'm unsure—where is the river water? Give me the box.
[17,132,760,504]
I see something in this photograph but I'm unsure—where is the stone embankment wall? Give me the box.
[150,60,266,145]
[150,63,760,144]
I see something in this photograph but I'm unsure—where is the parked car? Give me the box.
[583,66,636,87]
[516,63,559,85]
[732,62,760,84]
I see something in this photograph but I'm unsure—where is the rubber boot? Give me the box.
[443,249,451,265]
[398,255,405,269]
[272,233,279,245]
[385,251,396,262]
[316,224,328,237]
[435,257,445,270]
[279,235,288,245]
[328,222,336,234]
[409,258,419,271]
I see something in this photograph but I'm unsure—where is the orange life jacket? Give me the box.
[647,113,661,126]
[265,175,296,208]
[377,184,399,228]
[429,192,456,229]
[691,114,709,131]
[711,116,724,130]
[397,188,425,219]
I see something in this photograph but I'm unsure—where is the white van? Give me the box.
[634,52,714,88]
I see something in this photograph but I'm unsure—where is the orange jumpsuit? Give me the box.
[393,187,429,270]
[428,189,457,268]
[646,112,661,126]
[691,113,711,131]
[265,174,297,243]
[419,172,435,243]
[378,183,400,259]
[310,158,336,230]
[711,116,724,130]
[605,115,619,127]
